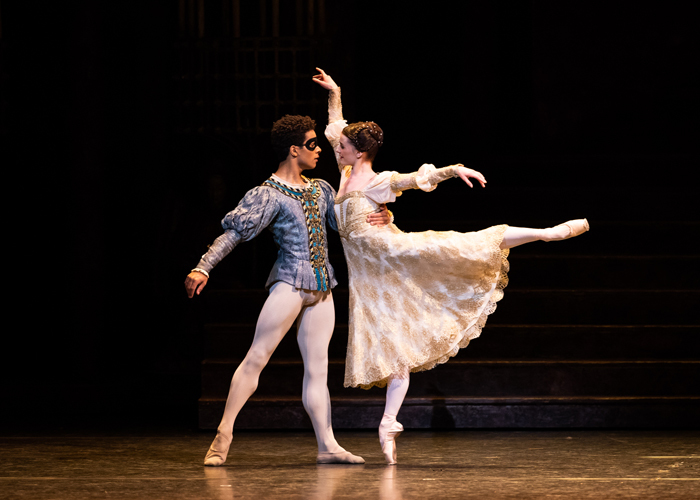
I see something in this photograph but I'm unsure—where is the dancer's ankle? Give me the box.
[380,413,398,424]
[540,225,570,242]
[213,428,233,443]
[317,440,345,454]
[541,219,589,242]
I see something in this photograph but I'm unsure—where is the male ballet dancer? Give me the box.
[185,114,390,466]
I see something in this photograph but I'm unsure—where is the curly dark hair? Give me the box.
[271,115,317,162]
[342,121,384,161]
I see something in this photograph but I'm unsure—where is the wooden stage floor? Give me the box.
[1,429,698,499]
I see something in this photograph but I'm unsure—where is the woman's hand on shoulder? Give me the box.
[312,67,339,90]
[453,164,487,188]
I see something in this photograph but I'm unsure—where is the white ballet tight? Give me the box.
[216,281,343,453]
[383,369,411,418]
[500,224,572,249]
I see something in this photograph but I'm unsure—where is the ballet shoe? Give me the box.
[543,218,589,242]
[316,449,365,464]
[379,418,404,465]
[203,431,232,466]
[563,218,590,238]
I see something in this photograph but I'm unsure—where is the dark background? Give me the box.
[1,1,697,430]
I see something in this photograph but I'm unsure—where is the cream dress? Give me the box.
[329,131,510,391]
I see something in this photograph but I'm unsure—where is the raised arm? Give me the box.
[390,164,487,195]
[312,67,343,121]
[312,67,346,169]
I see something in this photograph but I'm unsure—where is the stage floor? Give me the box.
[1,429,698,499]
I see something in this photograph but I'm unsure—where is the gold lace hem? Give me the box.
[345,224,510,390]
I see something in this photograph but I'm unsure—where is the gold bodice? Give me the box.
[334,191,381,239]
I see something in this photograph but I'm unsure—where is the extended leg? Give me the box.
[204,281,304,466]
[500,219,589,249]
[379,369,409,465]
[296,291,364,464]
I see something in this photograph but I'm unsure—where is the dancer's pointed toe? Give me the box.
[203,432,232,467]
[542,218,590,242]
[203,455,226,467]
[379,416,404,465]
[563,218,589,238]
[316,450,365,464]
[383,440,398,465]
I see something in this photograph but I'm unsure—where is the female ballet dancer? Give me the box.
[312,68,589,464]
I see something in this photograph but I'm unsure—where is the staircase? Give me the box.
[196,186,700,429]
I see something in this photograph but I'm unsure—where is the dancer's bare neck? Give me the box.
[274,160,307,186]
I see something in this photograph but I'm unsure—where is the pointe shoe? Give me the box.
[379,418,404,465]
[563,218,590,238]
[316,449,365,464]
[203,431,232,466]
[543,218,589,242]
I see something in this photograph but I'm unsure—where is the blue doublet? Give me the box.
[195,176,339,291]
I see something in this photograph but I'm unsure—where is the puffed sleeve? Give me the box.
[316,178,338,232]
[362,171,399,205]
[389,164,459,195]
[194,186,280,273]
[324,120,348,170]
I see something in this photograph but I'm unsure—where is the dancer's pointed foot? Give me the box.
[316,449,365,464]
[379,414,404,465]
[204,431,232,466]
[542,218,589,242]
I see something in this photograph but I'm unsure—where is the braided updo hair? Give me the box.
[342,121,384,161]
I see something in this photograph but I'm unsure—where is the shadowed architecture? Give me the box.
[1,0,698,436]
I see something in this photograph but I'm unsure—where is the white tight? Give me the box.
[500,225,571,249]
[383,368,411,417]
[217,281,342,453]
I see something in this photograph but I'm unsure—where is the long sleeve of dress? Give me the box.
[194,186,280,273]
[329,87,343,123]
[389,164,459,195]
[324,87,348,171]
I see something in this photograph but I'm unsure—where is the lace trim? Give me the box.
[334,190,365,205]
[389,166,458,194]
[351,224,510,390]
[328,87,343,123]
[335,191,371,239]
[389,172,418,193]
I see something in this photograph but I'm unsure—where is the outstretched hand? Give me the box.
[452,164,487,188]
[312,67,338,90]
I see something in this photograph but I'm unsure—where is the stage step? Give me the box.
[200,359,700,399]
[505,255,698,289]
[202,289,700,325]
[198,395,700,429]
[203,324,700,361]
